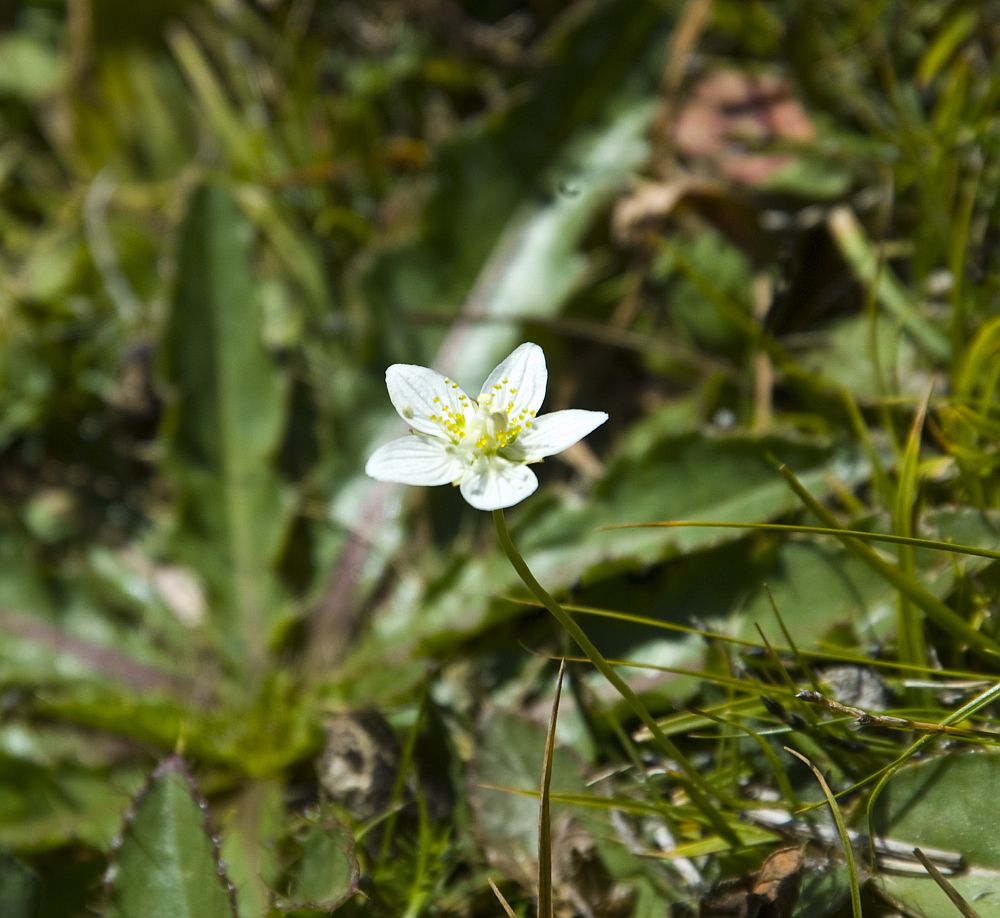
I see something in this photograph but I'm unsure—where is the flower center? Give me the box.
[426,378,536,459]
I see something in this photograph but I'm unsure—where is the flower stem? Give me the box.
[492,509,737,845]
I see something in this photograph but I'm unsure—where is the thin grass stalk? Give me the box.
[769,458,1000,657]
[601,520,1000,562]
[894,391,932,691]
[492,509,738,845]
[537,661,565,918]
[912,848,982,918]
[786,748,863,918]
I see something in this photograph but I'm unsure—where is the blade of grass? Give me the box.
[600,520,1000,562]
[912,847,983,918]
[827,205,951,360]
[692,705,798,809]
[538,661,565,918]
[492,509,739,845]
[768,458,1000,657]
[378,683,429,866]
[508,596,995,682]
[841,388,894,507]
[762,588,823,695]
[487,877,517,918]
[785,747,863,918]
[894,389,933,678]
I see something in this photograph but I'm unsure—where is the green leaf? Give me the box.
[798,313,921,400]
[219,781,285,918]
[469,710,588,878]
[276,815,359,912]
[106,757,236,918]
[365,429,868,655]
[872,752,1000,917]
[163,182,288,667]
[0,752,145,852]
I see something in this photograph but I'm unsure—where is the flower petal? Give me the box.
[459,457,538,511]
[508,409,608,462]
[477,342,547,418]
[365,435,465,486]
[386,363,473,439]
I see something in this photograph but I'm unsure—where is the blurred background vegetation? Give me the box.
[1,0,999,915]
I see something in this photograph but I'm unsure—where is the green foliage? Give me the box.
[276,817,359,913]
[873,753,1000,915]
[163,182,289,667]
[105,758,236,918]
[0,850,36,918]
[1,0,1000,914]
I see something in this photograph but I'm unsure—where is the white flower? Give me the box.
[365,342,608,510]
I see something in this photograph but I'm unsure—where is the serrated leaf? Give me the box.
[163,182,288,667]
[106,758,235,918]
[277,816,359,912]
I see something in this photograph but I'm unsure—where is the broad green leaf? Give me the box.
[163,182,288,668]
[792,863,852,918]
[872,752,1000,917]
[276,815,359,912]
[0,528,202,699]
[106,757,235,918]
[366,429,868,654]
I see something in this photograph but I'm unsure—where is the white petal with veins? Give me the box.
[508,409,608,462]
[365,436,464,486]
[459,458,538,511]
[386,364,472,439]
[477,342,547,418]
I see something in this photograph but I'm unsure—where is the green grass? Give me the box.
[1,1,999,915]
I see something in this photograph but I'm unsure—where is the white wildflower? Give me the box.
[365,342,608,510]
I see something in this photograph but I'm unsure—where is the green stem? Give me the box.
[492,509,738,845]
